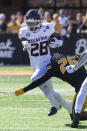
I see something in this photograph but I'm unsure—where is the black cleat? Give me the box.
[71,113,80,128]
[48,107,57,116]
[71,122,78,128]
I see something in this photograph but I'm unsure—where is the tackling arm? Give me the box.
[15,68,54,96]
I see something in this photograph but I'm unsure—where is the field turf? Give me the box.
[0,66,87,131]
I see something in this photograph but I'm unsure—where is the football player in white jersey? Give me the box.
[66,50,87,127]
[18,9,64,116]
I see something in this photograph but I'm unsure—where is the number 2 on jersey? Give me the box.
[58,56,78,74]
[31,41,48,56]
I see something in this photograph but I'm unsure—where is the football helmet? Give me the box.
[25,9,42,32]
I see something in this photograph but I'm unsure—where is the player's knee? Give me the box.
[31,73,40,81]
[31,75,36,81]
[40,84,53,96]
[31,74,43,82]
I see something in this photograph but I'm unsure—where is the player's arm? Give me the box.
[18,28,31,51]
[51,32,62,39]
[20,38,31,51]
[66,50,87,73]
[74,50,87,71]
[48,32,63,48]
[15,67,54,96]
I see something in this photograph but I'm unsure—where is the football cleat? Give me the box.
[48,106,61,116]
[15,88,24,96]
[71,113,80,128]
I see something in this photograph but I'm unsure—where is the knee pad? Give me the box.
[31,67,46,81]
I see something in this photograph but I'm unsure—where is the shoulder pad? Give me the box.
[42,22,55,34]
[18,27,29,39]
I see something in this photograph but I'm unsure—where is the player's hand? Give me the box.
[22,41,31,51]
[66,65,75,74]
[48,37,63,48]
[15,88,24,96]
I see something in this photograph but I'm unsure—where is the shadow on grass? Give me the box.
[65,124,87,129]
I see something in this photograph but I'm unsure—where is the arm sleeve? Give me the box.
[23,68,54,92]
[74,50,87,71]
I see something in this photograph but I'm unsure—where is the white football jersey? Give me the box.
[19,23,55,66]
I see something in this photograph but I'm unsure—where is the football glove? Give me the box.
[66,65,75,74]
[22,41,31,51]
[48,37,63,48]
[15,88,24,96]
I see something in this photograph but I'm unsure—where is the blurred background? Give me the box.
[0,1,86,130]
[0,0,87,65]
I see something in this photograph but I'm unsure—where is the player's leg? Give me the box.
[39,79,61,116]
[78,95,87,121]
[74,50,87,71]
[72,94,87,120]
[54,91,87,120]
[79,95,87,120]
[71,77,87,128]
[31,64,61,116]
[75,78,87,113]
[54,91,72,114]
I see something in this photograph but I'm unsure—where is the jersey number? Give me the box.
[31,41,48,56]
[58,56,78,74]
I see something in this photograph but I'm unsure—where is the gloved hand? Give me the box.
[22,41,31,51]
[66,65,76,74]
[49,37,63,48]
[15,88,24,96]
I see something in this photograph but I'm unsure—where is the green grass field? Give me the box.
[0,66,87,131]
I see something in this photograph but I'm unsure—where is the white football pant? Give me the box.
[31,59,60,109]
[75,77,87,113]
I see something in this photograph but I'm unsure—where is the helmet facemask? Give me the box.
[26,19,42,32]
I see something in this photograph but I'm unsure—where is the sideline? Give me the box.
[0,70,33,76]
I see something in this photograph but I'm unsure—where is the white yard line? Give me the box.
[0,88,74,96]
[0,127,81,131]
[0,107,48,110]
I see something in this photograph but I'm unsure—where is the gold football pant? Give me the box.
[73,94,87,113]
